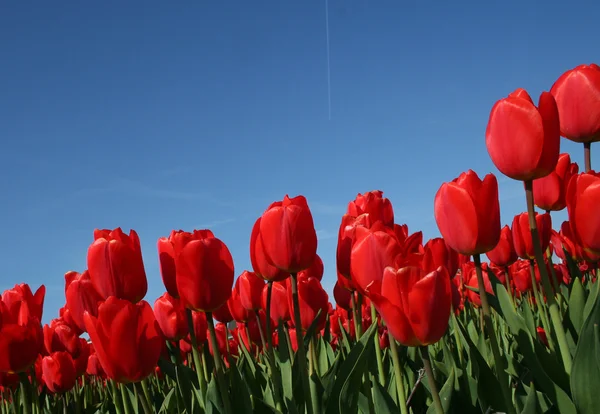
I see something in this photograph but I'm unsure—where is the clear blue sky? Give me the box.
[1,1,595,323]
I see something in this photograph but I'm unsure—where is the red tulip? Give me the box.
[87,228,148,303]
[228,278,250,323]
[434,170,501,255]
[337,213,372,279]
[350,222,402,294]
[261,282,290,324]
[174,230,234,312]
[537,326,549,347]
[550,64,600,143]
[347,190,394,228]
[212,302,234,324]
[188,310,208,345]
[298,254,324,282]
[84,297,163,383]
[73,338,90,377]
[486,225,518,267]
[65,270,103,333]
[510,260,533,294]
[250,218,290,282]
[486,88,560,181]
[422,238,459,277]
[0,296,44,373]
[43,320,81,356]
[58,306,83,336]
[532,153,579,211]
[153,293,188,341]
[2,284,45,323]
[512,212,552,259]
[259,195,318,274]
[287,276,329,332]
[86,344,105,379]
[238,271,265,312]
[566,171,600,254]
[333,281,352,311]
[367,266,452,346]
[157,230,180,297]
[42,352,77,394]
[465,266,494,307]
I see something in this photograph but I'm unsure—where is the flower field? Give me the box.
[1,64,600,414]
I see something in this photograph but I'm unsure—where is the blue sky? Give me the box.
[1,1,596,323]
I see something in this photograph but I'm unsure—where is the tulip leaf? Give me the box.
[318,337,331,374]
[229,363,253,414]
[426,368,454,414]
[521,297,537,337]
[583,276,600,322]
[570,291,600,414]
[324,322,377,414]
[205,377,223,414]
[521,382,540,414]
[159,387,176,414]
[456,321,508,412]
[372,379,398,414]
[303,308,323,349]
[275,321,294,401]
[568,277,586,335]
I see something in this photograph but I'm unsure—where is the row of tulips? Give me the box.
[1,63,600,414]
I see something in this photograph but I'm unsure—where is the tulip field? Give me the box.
[2,64,600,414]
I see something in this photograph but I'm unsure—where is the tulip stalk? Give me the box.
[419,346,444,414]
[370,304,386,387]
[265,281,284,412]
[18,374,31,414]
[388,334,408,414]
[584,142,592,172]
[524,180,573,374]
[473,254,515,414]
[206,312,233,414]
[185,309,207,392]
[529,261,555,353]
[290,273,315,414]
[119,384,132,414]
[136,383,152,414]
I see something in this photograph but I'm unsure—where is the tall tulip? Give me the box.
[174,230,234,312]
[512,212,552,259]
[486,88,560,181]
[84,297,163,383]
[87,228,148,303]
[566,171,600,254]
[250,218,289,282]
[367,266,451,346]
[350,222,402,294]
[347,190,394,228]
[153,293,188,341]
[42,352,77,394]
[238,271,265,312]
[157,230,181,297]
[532,153,578,211]
[551,64,600,171]
[434,169,512,411]
[65,270,103,334]
[258,195,318,274]
[434,170,501,255]
[486,225,518,267]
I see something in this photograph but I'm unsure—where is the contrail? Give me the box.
[325,0,332,120]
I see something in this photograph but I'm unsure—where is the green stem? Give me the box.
[18,374,31,414]
[524,180,573,374]
[389,334,408,414]
[473,254,515,414]
[584,141,592,172]
[309,337,322,414]
[186,309,207,390]
[529,261,555,353]
[265,281,284,412]
[206,312,233,414]
[351,293,361,340]
[290,273,314,414]
[119,384,132,414]
[371,304,386,387]
[72,382,82,414]
[140,379,153,411]
[504,267,515,306]
[136,383,152,414]
[419,346,444,414]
